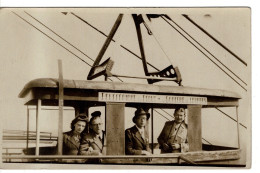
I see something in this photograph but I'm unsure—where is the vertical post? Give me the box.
[36,99,41,156]
[57,60,64,156]
[26,106,29,150]
[106,103,125,155]
[151,106,154,154]
[236,106,240,149]
[187,105,202,151]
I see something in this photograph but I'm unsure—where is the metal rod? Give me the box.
[236,106,240,149]
[151,106,154,154]
[132,14,149,75]
[57,60,64,156]
[36,99,41,156]
[91,14,123,68]
[26,106,29,150]
[112,73,177,81]
[182,14,247,66]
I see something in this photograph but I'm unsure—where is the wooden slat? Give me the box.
[180,149,241,162]
[106,103,125,155]
[35,99,41,156]
[57,60,64,155]
[3,150,241,164]
[236,106,240,148]
[187,105,202,151]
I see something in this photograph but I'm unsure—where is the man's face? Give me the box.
[91,117,103,135]
[74,121,86,134]
[135,114,147,128]
[174,108,185,123]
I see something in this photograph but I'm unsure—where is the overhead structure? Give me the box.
[86,13,183,86]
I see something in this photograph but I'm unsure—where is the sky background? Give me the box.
[0,8,250,158]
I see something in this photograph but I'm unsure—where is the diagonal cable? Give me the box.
[25,11,95,62]
[215,107,247,129]
[12,11,92,67]
[161,16,247,91]
[13,11,114,82]
[162,15,247,86]
[182,14,247,66]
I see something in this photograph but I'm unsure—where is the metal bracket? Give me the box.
[132,14,182,86]
[148,65,182,85]
[87,58,114,80]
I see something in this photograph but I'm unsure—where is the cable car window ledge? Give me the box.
[3,149,241,164]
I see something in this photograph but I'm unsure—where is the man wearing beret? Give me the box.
[158,106,189,153]
[125,108,151,155]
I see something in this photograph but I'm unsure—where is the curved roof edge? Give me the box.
[19,78,241,99]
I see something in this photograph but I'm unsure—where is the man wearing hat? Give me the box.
[125,108,151,155]
[79,111,105,156]
[157,106,189,153]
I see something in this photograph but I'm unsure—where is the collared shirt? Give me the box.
[72,131,81,143]
[135,125,145,139]
[93,133,102,141]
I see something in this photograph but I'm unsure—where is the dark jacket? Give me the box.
[62,131,81,155]
[158,121,189,153]
[79,131,105,155]
[125,126,151,155]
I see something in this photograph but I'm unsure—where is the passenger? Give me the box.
[158,106,189,153]
[62,114,87,155]
[125,107,151,155]
[79,111,105,155]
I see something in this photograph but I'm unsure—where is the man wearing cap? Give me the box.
[125,108,151,155]
[79,111,105,156]
[158,106,189,153]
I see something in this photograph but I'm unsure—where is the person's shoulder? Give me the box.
[81,132,94,140]
[125,126,136,133]
[182,122,188,129]
[63,131,73,136]
[165,121,174,125]
[63,131,73,141]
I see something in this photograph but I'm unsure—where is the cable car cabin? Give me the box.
[15,78,242,165]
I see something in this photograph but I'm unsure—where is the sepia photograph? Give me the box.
[0,7,251,169]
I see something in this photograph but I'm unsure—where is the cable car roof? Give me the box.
[19,78,241,99]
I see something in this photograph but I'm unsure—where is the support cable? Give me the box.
[161,16,247,91]
[13,11,114,82]
[215,107,247,129]
[12,12,92,67]
[162,15,247,86]
[25,11,95,62]
[160,109,174,119]
[182,14,247,66]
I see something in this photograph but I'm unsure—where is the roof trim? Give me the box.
[19,78,241,99]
